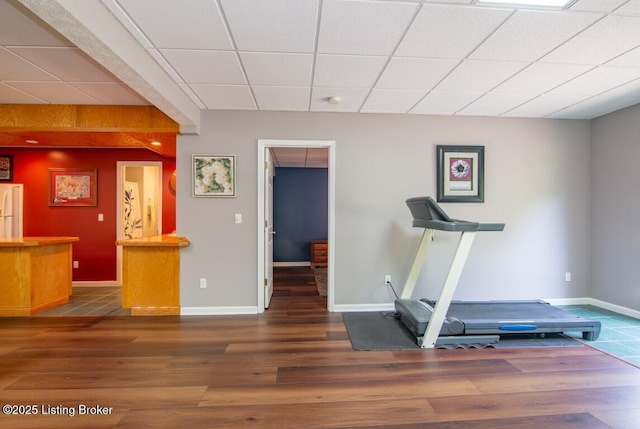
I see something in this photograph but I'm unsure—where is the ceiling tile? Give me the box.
[0,47,57,81]
[410,91,482,115]
[220,0,318,52]
[569,0,628,12]
[314,55,387,88]
[494,63,594,94]
[435,60,528,92]
[503,94,588,117]
[376,57,460,90]
[317,0,418,55]
[6,82,101,104]
[612,0,640,15]
[548,66,640,96]
[0,82,45,103]
[240,52,313,87]
[189,84,256,110]
[361,89,426,113]
[8,47,117,82]
[71,82,150,105]
[0,0,71,46]
[159,50,246,84]
[541,15,640,65]
[607,46,640,67]
[117,0,233,50]
[458,92,536,116]
[252,86,310,110]
[396,4,512,59]
[469,10,602,62]
[599,78,640,97]
[310,87,370,112]
[549,95,640,119]
[306,148,328,168]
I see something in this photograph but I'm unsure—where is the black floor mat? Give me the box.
[342,311,583,350]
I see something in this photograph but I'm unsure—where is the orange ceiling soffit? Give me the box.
[0,105,178,158]
[0,105,179,133]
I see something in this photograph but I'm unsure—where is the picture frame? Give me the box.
[0,155,13,182]
[48,168,98,207]
[436,145,484,203]
[192,155,236,197]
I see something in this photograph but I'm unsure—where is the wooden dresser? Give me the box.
[310,240,328,269]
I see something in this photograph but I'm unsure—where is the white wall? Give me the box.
[177,111,591,313]
[591,104,640,312]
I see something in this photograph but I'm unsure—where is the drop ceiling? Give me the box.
[2,0,640,131]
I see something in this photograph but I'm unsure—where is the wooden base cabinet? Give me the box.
[117,234,190,315]
[310,240,328,269]
[0,237,78,316]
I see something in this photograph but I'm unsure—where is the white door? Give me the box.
[264,150,275,308]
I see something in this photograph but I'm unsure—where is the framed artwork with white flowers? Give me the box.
[192,154,236,197]
[436,145,484,203]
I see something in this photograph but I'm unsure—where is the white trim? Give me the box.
[72,281,119,287]
[181,306,259,315]
[257,139,336,313]
[333,303,396,313]
[586,298,640,320]
[273,262,310,267]
[543,297,592,306]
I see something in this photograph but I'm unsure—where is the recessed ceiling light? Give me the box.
[150,141,161,146]
[25,139,39,144]
[474,0,576,10]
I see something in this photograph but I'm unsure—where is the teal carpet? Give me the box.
[560,305,640,367]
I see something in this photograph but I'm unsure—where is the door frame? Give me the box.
[116,161,163,286]
[257,139,336,313]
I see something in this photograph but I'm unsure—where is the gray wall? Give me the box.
[177,110,591,312]
[591,104,640,312]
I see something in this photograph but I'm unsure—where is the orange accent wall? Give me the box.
[1,147,176,282]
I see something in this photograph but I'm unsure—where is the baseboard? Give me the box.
[72,281,120,287]
[180,306,259,315]
[273,262,310,267]
[544,297,592,306]
[587,298,640,319]
[334,298,640,319]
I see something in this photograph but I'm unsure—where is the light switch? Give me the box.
[98,213,104,222]
[235,213,242,224]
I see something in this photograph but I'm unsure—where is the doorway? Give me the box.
[116,161,163,286]
[257,139,336,313]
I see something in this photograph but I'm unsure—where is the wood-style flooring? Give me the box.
[1,266,640,428]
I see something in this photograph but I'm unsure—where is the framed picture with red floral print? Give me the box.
[436,145,484,203]
[48,168,98,206]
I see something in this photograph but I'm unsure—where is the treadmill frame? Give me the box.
[400,227,479,348]
[398,196,600,349]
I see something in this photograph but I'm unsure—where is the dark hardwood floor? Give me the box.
[1,266,640,428]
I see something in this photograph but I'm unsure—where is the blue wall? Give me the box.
[273,167,328,262]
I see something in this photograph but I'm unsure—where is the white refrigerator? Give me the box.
[0,184,23,238]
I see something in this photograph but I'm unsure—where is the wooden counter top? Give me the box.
[0,237,79,247]
[116,234,190,247]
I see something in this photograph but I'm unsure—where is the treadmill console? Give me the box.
[406,197,505,232]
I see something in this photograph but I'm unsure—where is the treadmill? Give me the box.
[394,196,601,348]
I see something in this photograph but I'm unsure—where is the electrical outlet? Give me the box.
[385,275,391,285]
[200,278,207,289]
[565,272,571,282]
